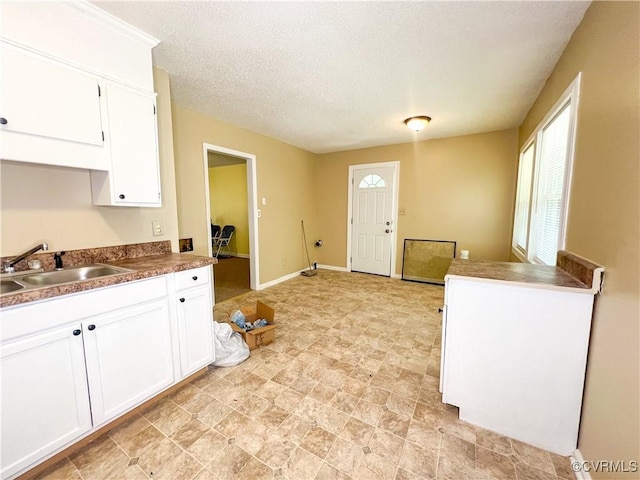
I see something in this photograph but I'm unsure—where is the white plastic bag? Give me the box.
[212,321,250,367]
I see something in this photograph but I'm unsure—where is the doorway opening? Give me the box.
[202,144,259,301]
[346,161,400,277]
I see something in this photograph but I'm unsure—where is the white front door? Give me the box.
[350,165,396,276]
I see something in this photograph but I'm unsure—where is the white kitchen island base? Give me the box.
[440,253,604,456]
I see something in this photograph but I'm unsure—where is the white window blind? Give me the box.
[531,105,571,265]
[511,73,580,266]
[512,143,534,252]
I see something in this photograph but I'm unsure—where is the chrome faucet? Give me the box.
[3,243,49,273]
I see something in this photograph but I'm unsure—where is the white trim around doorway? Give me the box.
[346,161,400,277]
[202,143,259,291]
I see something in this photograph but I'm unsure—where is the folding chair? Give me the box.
[211,224,222,252]
[214,225,235,258]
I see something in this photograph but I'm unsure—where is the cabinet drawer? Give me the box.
[175,266,210,291]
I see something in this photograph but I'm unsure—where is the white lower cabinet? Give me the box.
[0,266,214,479]
[82,299,174,426]
[0,324,92,479]
[176,285,214,377]
[440,277,596,455]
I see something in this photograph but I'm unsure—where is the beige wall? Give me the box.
[315,130,518,274]
[171,105,318,285]
[517,2,639,475]
[0,68,180,255]
[208,164,250,255]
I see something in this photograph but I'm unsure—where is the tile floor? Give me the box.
[37,270,574,480]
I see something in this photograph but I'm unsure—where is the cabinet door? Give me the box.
[1,325,92,479]
[176,286,214,378]
[82,299,174,426]
[105,82,161,206]
[0,43,109,170]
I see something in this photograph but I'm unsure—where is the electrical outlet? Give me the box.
[399,207,407,216]
[152,220,163,236]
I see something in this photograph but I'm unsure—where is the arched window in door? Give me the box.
[358,174,386,188]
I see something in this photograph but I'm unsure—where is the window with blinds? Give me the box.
[511,74,580,266]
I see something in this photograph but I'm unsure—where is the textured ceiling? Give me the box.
[93,1,590,154]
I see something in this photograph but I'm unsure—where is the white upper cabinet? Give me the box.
[91,83,161,206]
[0,43,110,170]
[0,1,161,207]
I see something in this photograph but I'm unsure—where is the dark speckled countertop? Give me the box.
[445,251,604,293]
[0,241,217,308]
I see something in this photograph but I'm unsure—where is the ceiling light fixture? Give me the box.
[404,116,432,132]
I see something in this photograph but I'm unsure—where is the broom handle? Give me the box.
[301,220,313,270]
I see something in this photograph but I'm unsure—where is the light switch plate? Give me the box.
[152,220,163,236]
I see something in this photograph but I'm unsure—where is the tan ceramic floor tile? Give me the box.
[233,417,271,455]
[281,447,323,479]
[476,445,517,479]
[476,427,513,456]
[109,415,152,446]
[255,433,297,468]
[378,410,411,438]
[399,441,439,479]
[367,428,405,465]
[150,403,192,437]
[325,437,365,476]
[352,399,385,426]
[406,419,442,453]
[300,426,338,459]
[150,451,203,480]
[236,457,273,479]
[256,404,291,430]
[34,272,573,480]
[515,462,557,480]
[169,419,210,449]
[68,435,132,480]
[274,388,305,412]
[339,417,375,446]
[256,380,288,401]
[436,434,476,479]
[309,383,339,404]
[315,462,353,480]
[276,414,313,444]
[197,398,234,429]
[511,440,555,474]
[362,386,391,405]
[187,429,228,464]
[136,436,183,477]
[549,453,574,479]
[394,467,425,480]
[205,444,252,480]
[352,452,397,480]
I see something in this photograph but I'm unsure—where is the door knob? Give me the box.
[192,276,198,281]
[179,298,186,303]
[385,229,390,233]
[386,221,390,226]
[0,118,7,125]
[118,194,125,199]
[87,324,96,331]
[72,329,81,336]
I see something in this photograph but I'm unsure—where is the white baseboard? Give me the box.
[391,273,402,279]
[257,269,305,290]
[571,449,592,480]
[317,264,349,272]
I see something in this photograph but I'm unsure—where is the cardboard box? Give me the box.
[228,301,276,350]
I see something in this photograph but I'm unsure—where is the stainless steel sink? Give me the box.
[19,265,132,287]
[1,279,25,294]
[0,264,133,294]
